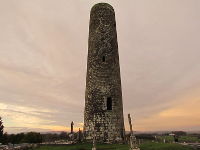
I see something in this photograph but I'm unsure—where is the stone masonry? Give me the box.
[84,3,125,143]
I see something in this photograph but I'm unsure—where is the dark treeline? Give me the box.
[1,132,42,144]
[1,131,83,144]
[41,131,83,142]
[172,131,187,136]
[189,133,200,139]
[41,132,70,142]
[135,134,156,140]
[0,117,83,144]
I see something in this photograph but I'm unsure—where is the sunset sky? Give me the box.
[0,0,200,133]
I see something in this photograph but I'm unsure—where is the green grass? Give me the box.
[157,135,200,143]
[179,136,200,143]
[34,143,128,150]
[34,142,193,150]
[140,142,194,150]
[157,135,174,143]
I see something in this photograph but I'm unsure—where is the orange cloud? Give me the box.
[134,97,200,131]
[40,124,84,132]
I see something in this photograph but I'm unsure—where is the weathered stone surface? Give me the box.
[83,3,125,143]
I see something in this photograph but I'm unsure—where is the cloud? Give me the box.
[0,0,200,133]
[133,91,200,131]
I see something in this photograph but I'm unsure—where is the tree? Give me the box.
[2,132,8,144]
[24,132,42,143]
[172,131,187,136]
[0,117,4,143]
[59,132,68,140]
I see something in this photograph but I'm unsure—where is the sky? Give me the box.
[0,0,200,134]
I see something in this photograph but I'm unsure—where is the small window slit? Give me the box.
[107,97,112,110]
[102,56,106,62]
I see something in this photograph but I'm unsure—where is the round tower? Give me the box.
[84,3,125,142]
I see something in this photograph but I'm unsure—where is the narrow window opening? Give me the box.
[102,56,105,62]
[107,97,112,110]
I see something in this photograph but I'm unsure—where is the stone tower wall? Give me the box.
[84,3,125,143]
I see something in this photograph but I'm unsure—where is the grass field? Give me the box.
[34,142,194,150]
[140,142,194,150]
[157,135,200,143]
[35,143,128,150]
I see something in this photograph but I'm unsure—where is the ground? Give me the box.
[140,142,194,150]
[34,143,194,150]
[157,135,200,143]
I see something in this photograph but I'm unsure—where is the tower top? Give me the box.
[91,3,114,13]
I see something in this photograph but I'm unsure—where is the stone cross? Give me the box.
[78,128,82,142]
[71,121,74,133]
[92,123,96,150]
[128,114,140,150]
[128,114,133,135]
